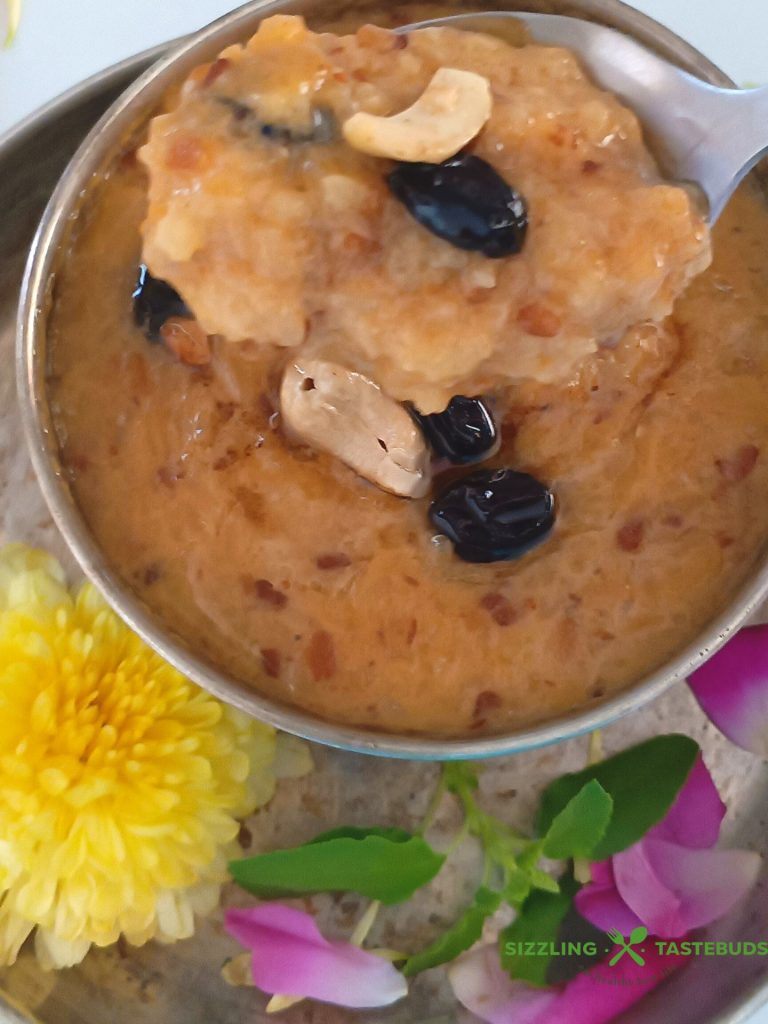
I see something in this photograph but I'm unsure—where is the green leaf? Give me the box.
[536,734,699,858]
[230,829,445,905]
[503,866,532,908]
[442,762,480,795]
[526,867,560,894]
[542,780,613,860]
[497,841,558,895]
[547,901,607,985]
[403,887,501,976]
[499,875,579,987]
[516,841,543,870]
[307,826,412,845]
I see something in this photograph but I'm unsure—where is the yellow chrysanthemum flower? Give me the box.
[0,544,306,970]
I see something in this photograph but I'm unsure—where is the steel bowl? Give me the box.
[17,0,768,760]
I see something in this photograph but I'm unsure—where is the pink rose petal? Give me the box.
[449,942,686,1024]
[614,838,761,938]
[578,755,757,939]
[448,945,557,1024]
[649,756,725,849]
[225,904,407,1009]
[575,863,645,935]
[588,860,614,887]
[551,944,686,1024]
[688,624,768,756]
[612,841,685,937]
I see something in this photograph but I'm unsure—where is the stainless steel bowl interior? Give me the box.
[17,0,768,759]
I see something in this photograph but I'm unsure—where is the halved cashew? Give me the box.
[280,360,431,498]
[342,67,492,163]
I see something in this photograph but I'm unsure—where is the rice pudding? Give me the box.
[47,12,768,736]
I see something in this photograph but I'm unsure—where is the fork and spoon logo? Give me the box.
[606,926,648,967]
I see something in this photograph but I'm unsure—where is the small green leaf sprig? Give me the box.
[229,734,699,984]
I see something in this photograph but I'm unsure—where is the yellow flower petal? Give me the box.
[0,901,34,965]
[34,930,90,972]
[0,544,291,968]
[272,733,315,780]
[0,544,66,609]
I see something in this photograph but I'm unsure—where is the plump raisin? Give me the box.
[412,396,498,465]
[387,155,528,258]
[430,468,555,563]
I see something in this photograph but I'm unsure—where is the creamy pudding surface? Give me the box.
[141,15,709,412]
[49,11,768,737]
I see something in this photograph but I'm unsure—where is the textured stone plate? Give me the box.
[1,38,767,1024]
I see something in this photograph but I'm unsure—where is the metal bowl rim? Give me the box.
[16,0,768,761]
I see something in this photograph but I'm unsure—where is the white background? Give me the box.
[1,2,768,1021]
[3,0,768,133]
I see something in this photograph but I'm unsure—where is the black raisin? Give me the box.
[132,265,191,342]
[387,155,528,258]
[412,396,498,465]
[430,468,555,563]
[219,98,337,143]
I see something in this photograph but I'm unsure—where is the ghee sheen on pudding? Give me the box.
[48,12,768,737]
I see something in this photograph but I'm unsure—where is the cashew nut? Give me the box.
[342,67,492,164]
[280,360,431,498]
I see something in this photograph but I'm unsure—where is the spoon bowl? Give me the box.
[400,11,768,222]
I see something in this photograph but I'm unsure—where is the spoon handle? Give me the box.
[398,13,768,224]
[689,85,768,222]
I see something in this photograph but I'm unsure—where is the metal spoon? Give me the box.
[399,11,768,223]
